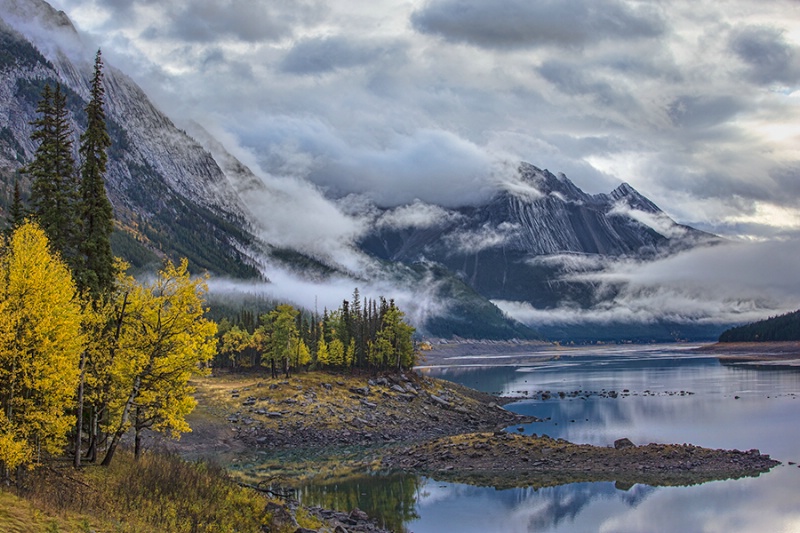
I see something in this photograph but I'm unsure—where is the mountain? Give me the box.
[0,0,268,277]
[0,0,538,340]
[359,162,718,310]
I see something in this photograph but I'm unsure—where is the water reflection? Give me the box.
[298,347,800,532]
[407,468,800,533]
[298,473,421,533]
[428,350,800,459]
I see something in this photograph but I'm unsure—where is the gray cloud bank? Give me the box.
[496,238,800,326]
[411,0,664,50]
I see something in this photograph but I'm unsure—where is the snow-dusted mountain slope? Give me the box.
[359,162,718,308]
[0,0,723,341]
[0,0,264,276]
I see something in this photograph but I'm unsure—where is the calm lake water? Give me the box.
[299,345,800,533]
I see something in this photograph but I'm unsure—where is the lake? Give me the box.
[299,344,800,532]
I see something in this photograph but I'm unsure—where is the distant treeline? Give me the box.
[719,309,800,342]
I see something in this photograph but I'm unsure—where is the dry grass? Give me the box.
[194,369,489,436]
[0,450,287,533]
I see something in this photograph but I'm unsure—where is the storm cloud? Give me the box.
[411,0,664,50]
[729,24,800,86]
[280,36,403,75]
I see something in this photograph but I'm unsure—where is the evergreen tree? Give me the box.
[5,180,25,237]
[73,51,115,467]
[27,83,80,266]
[78,49,114,298]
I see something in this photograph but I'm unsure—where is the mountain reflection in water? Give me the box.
[298,345,800,532]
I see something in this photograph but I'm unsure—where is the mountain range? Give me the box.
[0,0,723,341]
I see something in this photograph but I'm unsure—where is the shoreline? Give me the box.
[381,432,779,490]
[168,369,781,491]
[695,341,800,367]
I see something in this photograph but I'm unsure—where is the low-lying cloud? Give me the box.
[207,262,450,330]
[496,238,800,326]
[376,200,462,230]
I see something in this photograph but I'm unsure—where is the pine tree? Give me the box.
[4,180,25,238]
[78,49,114,298]
[27,82,81,270]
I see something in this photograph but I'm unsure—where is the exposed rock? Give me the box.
[264,502,298,532]
[349,508,369,521]
[382,432,780,489]
[614,438,635,450]
[429,395,450,408]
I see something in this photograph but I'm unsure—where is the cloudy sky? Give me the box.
[45,0,800,241]
[10,0,797,328]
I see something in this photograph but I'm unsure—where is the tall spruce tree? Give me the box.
[75,51,115,468]
[27,82,80,268]
[78,49,114,298]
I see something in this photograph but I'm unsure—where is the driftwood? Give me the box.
[236,480,296,500]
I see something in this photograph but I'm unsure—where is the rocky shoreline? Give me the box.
[175,369,782,533]
[381,432,780,490]
[214,371,532,450]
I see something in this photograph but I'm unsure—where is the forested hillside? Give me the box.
[719,310,800,342]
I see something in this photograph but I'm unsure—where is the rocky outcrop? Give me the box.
[381,431,780,489]
[222,372,532,449]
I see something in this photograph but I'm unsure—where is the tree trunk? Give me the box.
[74,351,86,468]
[87,405,98,463]
[101,375,140,466]
[134,407,142,460]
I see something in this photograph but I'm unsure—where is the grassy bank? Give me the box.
[0,449,322,533]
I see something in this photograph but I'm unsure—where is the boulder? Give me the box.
[349,507,370,521]
[265,502,298,532]
[614,438,636,450]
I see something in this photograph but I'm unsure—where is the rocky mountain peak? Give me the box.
[607,181,662,214]
[516,161,588,202]
[1,0,79,41]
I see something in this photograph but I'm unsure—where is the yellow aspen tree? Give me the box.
[251,325,270,369]
[344,339,356,368]
[102,258,217,464]
[219,325,253,368]
[329,338,345,367]
[82,269,129,463]
[0,222,83,474]
[262,304,299,378]
[316,335,330,367]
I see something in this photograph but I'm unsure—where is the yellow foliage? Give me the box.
[0,222,83,466]
[104,258,217,455]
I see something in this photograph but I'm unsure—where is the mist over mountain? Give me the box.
[360,162,717,307]
[1,0,796,342]
[0,0,265,277]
